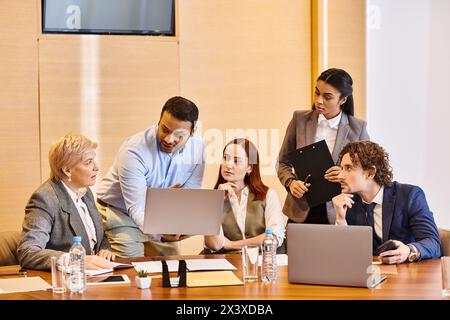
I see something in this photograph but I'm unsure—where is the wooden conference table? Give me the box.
[0,254,447,300]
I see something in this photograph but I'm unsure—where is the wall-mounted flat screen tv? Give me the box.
[42,0,175,36]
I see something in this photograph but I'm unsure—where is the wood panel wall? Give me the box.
[0,1,40,231]
[179,0,311,193]
[311,0,366,119]
[327,0,366,119]
[38,37,180,181]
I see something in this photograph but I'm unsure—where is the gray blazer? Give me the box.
[277,110,370,222]
[17,178,110,270]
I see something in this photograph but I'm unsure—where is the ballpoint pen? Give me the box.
[303,173,311,184]
[0,268,27,276]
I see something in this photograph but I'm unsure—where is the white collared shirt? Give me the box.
[228,187,285,246]
[61,181,97,251]
[315,112,342,154]
[363,186,384,240]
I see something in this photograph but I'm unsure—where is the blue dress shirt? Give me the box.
[97,125,205,230]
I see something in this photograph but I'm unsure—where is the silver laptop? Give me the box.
[287,224,386,288]
[143,188,225,235]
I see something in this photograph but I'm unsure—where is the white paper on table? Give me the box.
[68,262,133,277]
[85,268,114,276]
[258,254,288,267]
[111,262,133,268]
[0,277,51,294]
[185,258,237,271]
[132,260,180,273]
[63,265,113,276]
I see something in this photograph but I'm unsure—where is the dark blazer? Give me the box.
[17,178,110,270]
[345,181,441,260]
[277,110,369,222]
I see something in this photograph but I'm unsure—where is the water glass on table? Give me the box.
[51,256,66,294]
[442,256,450,297]
[242,245,259,282]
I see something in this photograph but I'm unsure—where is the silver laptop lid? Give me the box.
[287,224,376,288]
[143,188,225,235]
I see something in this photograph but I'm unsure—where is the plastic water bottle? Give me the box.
[261,228,278,282]
[69,236,86,293]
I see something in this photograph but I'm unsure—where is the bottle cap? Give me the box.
[265,229,273,235]
[73,236,82,243]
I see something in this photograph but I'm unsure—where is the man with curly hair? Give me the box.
[332,141,441,264]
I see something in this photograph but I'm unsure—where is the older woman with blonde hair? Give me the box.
[17,133,115,270]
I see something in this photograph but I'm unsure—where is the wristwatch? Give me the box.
[407,244,421,262]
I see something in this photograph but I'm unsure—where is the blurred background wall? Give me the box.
[367,0,450,229]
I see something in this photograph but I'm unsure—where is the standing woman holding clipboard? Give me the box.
[277,68,369,225]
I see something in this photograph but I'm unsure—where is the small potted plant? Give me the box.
[135,269,152,289]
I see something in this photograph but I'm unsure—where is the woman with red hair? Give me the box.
[204,138,285,253]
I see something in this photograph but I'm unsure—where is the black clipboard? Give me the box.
[287,140,341,207]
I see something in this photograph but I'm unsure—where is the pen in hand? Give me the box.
[303,174,311,184]
[289,173,311,199]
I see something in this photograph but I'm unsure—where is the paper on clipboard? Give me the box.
[287,140,341,207]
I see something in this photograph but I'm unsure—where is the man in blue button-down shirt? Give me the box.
[97,96,205,257]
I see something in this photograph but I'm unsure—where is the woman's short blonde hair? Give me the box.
[48,133,97,180]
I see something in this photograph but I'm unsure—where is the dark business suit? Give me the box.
[277,110,369,222]
[345,181,441,260]
[17,178,110,270]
